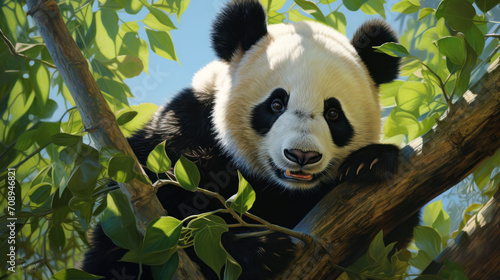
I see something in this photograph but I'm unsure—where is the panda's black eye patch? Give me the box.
[251,88,289,135]
[323,98,354,147]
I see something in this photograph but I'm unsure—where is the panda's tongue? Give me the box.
[285,169,313,181]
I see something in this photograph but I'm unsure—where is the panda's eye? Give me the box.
[271,99,284,113]
[326,108,339,121]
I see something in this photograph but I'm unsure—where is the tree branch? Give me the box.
[278,60,500,279]
[423,187,500,278]
[25,0,203,277]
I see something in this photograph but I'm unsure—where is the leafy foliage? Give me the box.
[1,0,499,279]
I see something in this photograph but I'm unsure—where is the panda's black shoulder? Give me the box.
[128,88,217,163]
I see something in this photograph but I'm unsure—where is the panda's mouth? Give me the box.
[283,169,314,181]
[268,159,318,183]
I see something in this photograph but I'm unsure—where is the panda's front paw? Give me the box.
[339,144,399,184]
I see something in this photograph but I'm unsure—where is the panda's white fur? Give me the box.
[194,21,381,189]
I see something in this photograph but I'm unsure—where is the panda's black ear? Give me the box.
[351,20,400,85]
[211,0,267,61]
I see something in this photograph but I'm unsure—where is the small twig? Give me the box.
[243,212,314,245]
[485,34,500,39]
[0,28,57,69]
[154,178,315,244]
[418,59,454,111]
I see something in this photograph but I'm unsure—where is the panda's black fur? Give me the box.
[82,1,420,279]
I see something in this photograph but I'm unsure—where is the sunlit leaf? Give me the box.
[147,140,172,174]
[145,29,178,61]
[174,155,200,191]
[230,172,256,214]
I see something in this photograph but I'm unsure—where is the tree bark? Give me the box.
[423,187,500,279]
[25,0,203,277]
[278,61,500,279]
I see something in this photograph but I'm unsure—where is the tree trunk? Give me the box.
[25,0,203,277]
[278,61,500,279]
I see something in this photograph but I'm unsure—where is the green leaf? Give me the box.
[117,111,138,126]
[108,154,137,183]
[476,0,500,13]
[49,224,66,253]
[121,246,177,265]
[435,0,475,32]
[101,190,142,251]
[342,0,369,11]
[436,37,466,66]
[391,0,420,14]
[40,99,59,119]
[230,172,256,214]
[147,141,172,174]
[418,7,434,21]
[192,216,229,278]
[95,8,119,59]
[67,149,100,198]
[174,155,200,191]
[120,32,150,73]
[110,55,144,78]
[142,217,182,255]
[119,103,158,137]
[151,252,179,280]
[51,188,72,226]
[122,21,140,32]
[267,11,286,24]
[117,0,144,14]
[409,249,434,270]
[395,82,432,113]
[414,226,442,258]
[152,0,190,22]
[34,64,50,108]
[267,0,287,11]
[464,24,485,56]
[367,231,387,264]
[50,268,102,280]
[432,210,451,239]
[423,200,443,226]
[294,0,326,22]
[51,133,82,146]
[28,183,52,204]
[360,0,386,19]
[288,10,313,22]
[374,43,411,57]
[144,6,177,31]
[380,80,404,107]
[224,254,242,280]
[325,12,347,35]
[145,28,178,61]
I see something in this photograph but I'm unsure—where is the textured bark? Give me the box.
[25,0,203,278]
[278,61,500,279]
[424,188,500,279]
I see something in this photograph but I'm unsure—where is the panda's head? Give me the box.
[209,0,400,190]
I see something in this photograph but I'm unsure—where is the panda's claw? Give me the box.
[356,163,365,175]
[338,144,399,184]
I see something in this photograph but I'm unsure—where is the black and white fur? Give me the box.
[82,1,418,279]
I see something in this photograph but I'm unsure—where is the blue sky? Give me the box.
[123,0,401,106]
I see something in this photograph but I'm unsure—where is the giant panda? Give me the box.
[82,0,419,279]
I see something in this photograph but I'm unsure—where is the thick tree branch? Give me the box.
[25,0,202,277]
[423,187,500,278]
[278,61,500,279]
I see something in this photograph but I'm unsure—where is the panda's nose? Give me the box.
[284,149,322,166]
